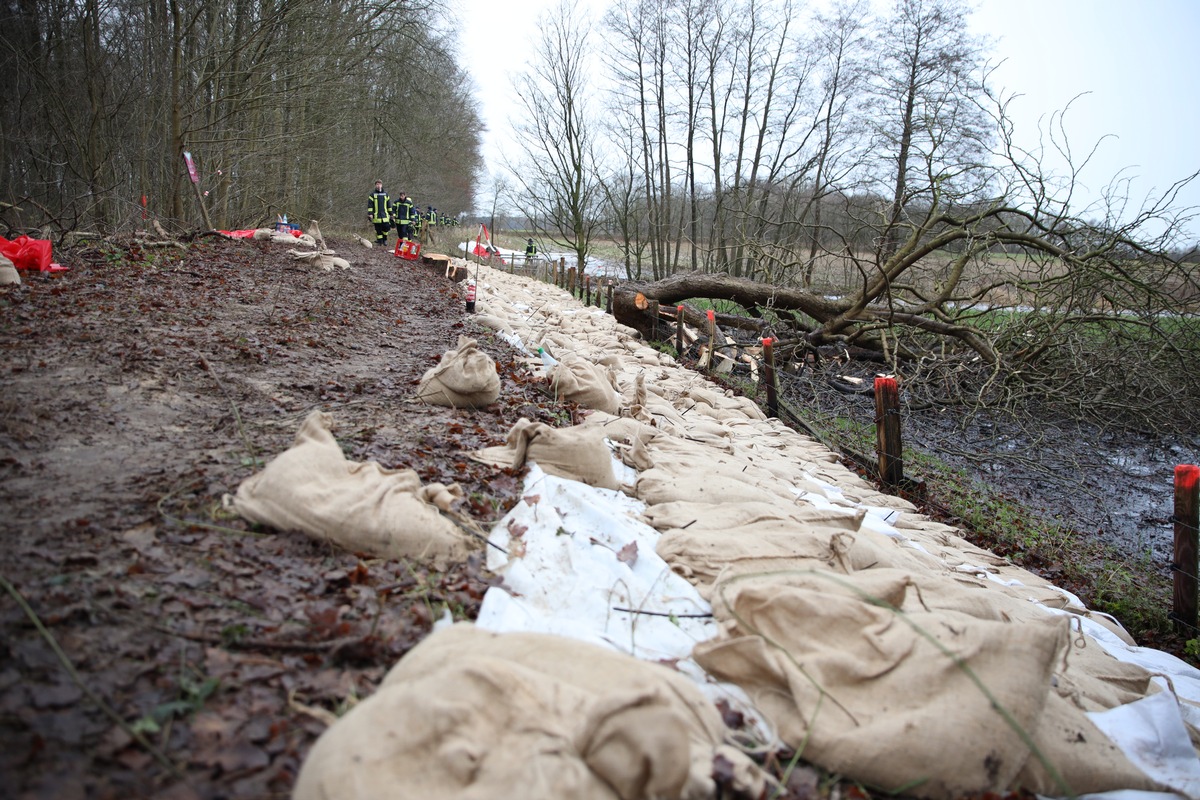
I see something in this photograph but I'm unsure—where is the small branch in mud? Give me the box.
[2,575,186,781]
[195,351,260,469]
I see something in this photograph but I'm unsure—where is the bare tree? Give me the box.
[867,0,991,263]
[509,0,603,277]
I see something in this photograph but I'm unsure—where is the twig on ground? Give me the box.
[611,607,714,619]
[1,573,187,782]
[195,351,260,470]
[154,624,360,654]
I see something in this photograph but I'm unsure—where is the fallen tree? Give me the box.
[610,188,1200,434]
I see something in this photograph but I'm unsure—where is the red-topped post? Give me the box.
[874,376,903,487]
[761,337,778,418]
[1174,464,1199,634]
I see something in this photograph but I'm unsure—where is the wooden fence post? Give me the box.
[676,304,685,355]
[585,276,592,306]
[568,267,576,296]
[762,337,778,418]
[704,309,716,372]
[874,376,904,487]
[1173,464,1199,635]
[606,281,613,314]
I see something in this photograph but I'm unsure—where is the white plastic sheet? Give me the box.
[477,462,774,744]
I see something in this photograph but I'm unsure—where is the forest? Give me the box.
[1,0,482,231]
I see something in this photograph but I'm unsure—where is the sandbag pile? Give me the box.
[287,248,348,271]
[458,264,1200,799]
[227,410,470,568]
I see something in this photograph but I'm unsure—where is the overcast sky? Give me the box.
[454,0,1200,230]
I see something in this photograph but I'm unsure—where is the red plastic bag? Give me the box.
[0,235,52,272]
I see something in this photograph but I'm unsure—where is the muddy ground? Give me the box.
[782,364,1200,573]
[0,235,576,799]
[1,233,1192,798]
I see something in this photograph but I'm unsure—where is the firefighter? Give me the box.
[411,207,424,243]
[392,191,415,242]
[367,180,391,246]
[524,238,537,266]
[423,206,437,245]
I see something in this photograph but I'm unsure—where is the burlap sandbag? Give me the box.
[294,623,772,800]
[679,385,766,422]
[0,254,20,285]
[549,355,621,414]
[471,418,620,490]
[646,501,876,594]
[287,248,348,270]
[415,336,501,408]
[227,410,470,567]
[694,568,1071,799]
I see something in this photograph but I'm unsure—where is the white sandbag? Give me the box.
[0,254,20,285]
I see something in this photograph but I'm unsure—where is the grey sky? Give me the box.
[458,0,1199,232]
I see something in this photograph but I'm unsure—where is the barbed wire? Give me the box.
[1169,563,1200,584]
[1166,612,1200,637]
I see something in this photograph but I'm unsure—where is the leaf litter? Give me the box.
[0,235,556,798]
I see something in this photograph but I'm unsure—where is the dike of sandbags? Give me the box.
[283,263,1200,800]
[460,263,1200,799]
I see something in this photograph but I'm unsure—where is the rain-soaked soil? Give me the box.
[0,235,574,799]
[1,233,1192,798]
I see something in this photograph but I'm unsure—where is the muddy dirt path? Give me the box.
[0,236,561,799]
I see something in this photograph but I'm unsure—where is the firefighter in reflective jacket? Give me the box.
[524,238,537,265]
[367,180,391,246]
[411,209,423,242]
[391,191,415,241]
[420,206,436,246]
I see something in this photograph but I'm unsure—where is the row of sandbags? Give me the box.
[227,262,1200,800]
[457,266,1200,798]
